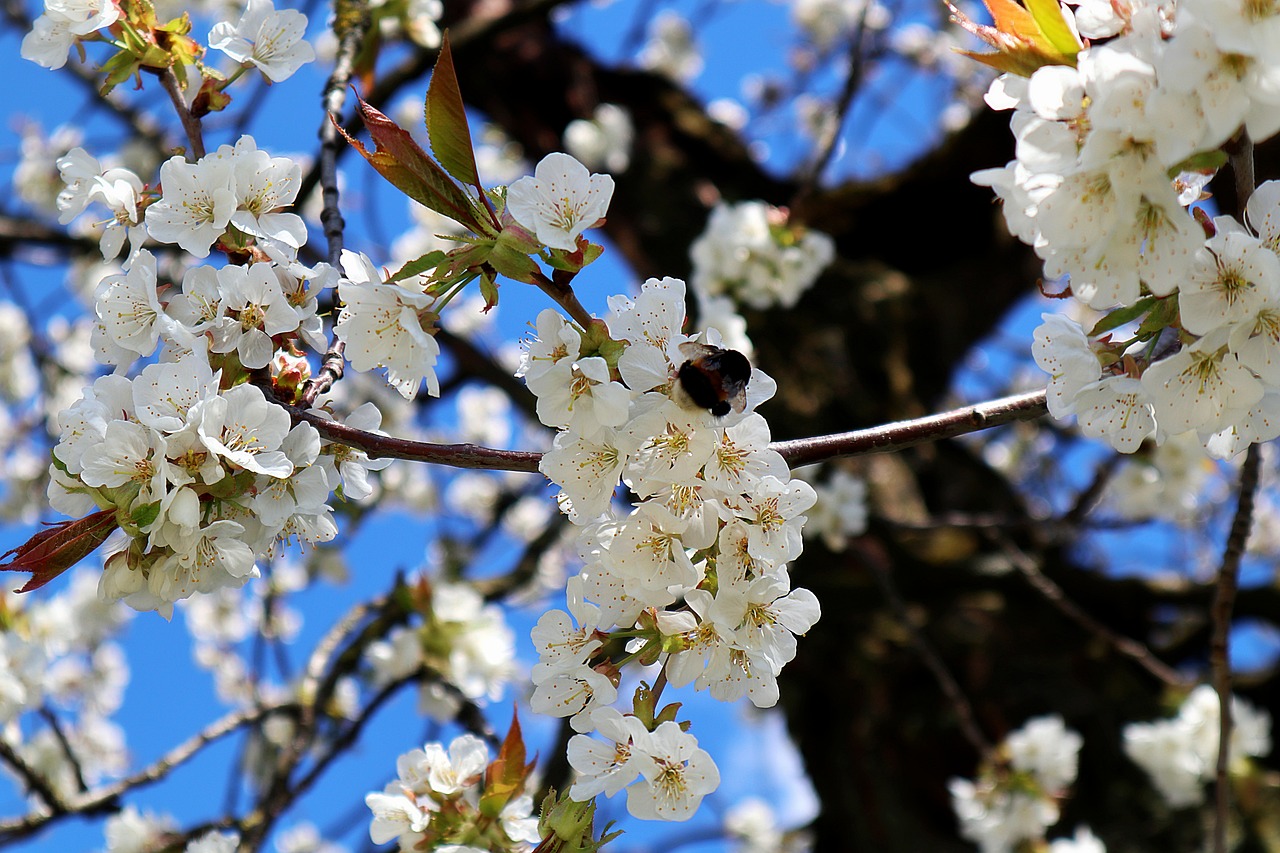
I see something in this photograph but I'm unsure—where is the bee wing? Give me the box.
[678,341,719,361]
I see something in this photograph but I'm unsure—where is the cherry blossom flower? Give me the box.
[228,136,306,249]
[627,721,720,821]
[506,153,614,251]
[94,251,167,358]
[334,251,441,399]
[209,0,316,83]
[567,707,652,800]
[145,153,238,258]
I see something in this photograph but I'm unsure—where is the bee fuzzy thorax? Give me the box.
[674,342,751,417]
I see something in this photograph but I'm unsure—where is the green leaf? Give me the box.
[387,250,447,283]
[1024,0,1082,58]
[1089,296,1157,337]
[425,33,483,192]
[100,51,142,96]
[339,96,492,236]
[948,0,1077,77]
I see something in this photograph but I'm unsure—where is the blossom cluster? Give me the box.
[364,581,516,721]
[949,715,1089,853]
[1123,683,1272,807]
[42,129,410,615]
[520,275,821,820]
[364,733,539,852]
[690,200,835,312]
[977,0,1280,457]
[563,104,634,175]
[51,356,356,615]
[22,0,314,82]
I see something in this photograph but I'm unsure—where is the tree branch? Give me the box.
[300,0,373,406]
[1212,443,1260,853]
[0,702,297,843]
[276,388,1048,473]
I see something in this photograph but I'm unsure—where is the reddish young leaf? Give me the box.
[480,708,535,818]
[338,96,493,236]
[425,33,483,193]
[1,509,119,593]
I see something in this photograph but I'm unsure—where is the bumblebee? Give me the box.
[674,342,751,417]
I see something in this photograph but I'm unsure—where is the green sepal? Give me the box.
[488,238,540,284]
[579,241,604,268]
[130,500,162,530]
[1089,296,1157,337]
[1168,150,1229,177]
[577,319,625,370]
[388,250,447,284]
[536,789,623,852]
[653,701,684,727]
[479,270,500,312]
[1137,294,1179,339]
[429,243,490,285]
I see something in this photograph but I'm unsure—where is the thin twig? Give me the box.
[36,706,88,794]
[0,702,296,843]
[1211,443,1261,853]
[159,68,205,160]
[1062,454,1123,527]
[300,0,373,406]
[994,534,1187,688]
[280,399,545,471]
[866,543,990,755]
[0,738,64,815]
[793,5,873,205]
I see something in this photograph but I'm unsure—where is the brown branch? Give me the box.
[0,702,297,843]
[1212,443,1261,853]
[276,388,1048,474]
[532,271,598,331]
[299,1,373,407]
[994,534,1188,688]
[281,399,545,472]
[771,389,1048,468]
[160,68,205,161]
